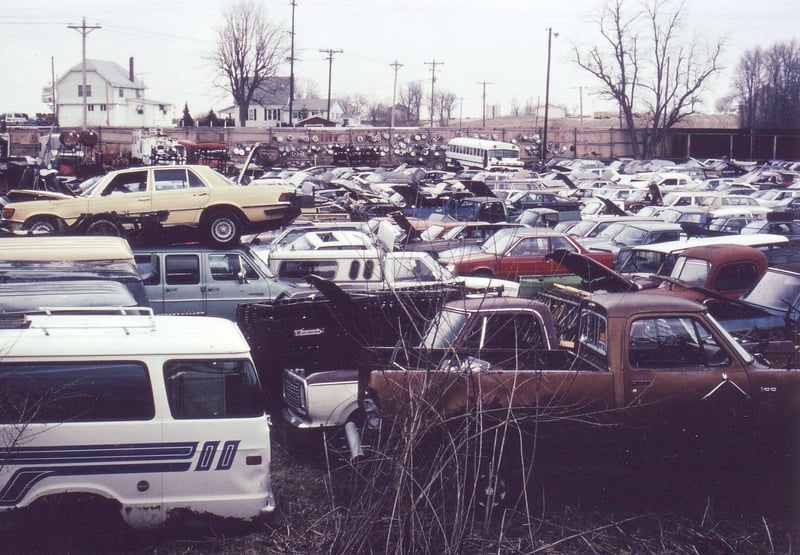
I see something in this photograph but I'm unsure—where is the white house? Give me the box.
[55,58,173,128]
[218,76,345,127]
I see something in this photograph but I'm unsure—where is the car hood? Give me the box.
[545,249,639,292]
[6,190,74,203]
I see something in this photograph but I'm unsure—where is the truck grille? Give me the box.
[283,372,305,413]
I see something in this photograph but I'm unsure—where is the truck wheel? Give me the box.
[24,216,61,234]
[202,209,242,248]
[85,217,122,236]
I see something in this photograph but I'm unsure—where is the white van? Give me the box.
[0,308,275,528]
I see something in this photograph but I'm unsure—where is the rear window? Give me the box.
[278,260,337,279]
[163,359,263,419]
[0,362,154,423]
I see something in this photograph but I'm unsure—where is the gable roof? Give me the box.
[252,76,291,106]
[59,59,144,88]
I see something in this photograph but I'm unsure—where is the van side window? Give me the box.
[364,260,375,279]
[279,260,337,279]
[209,254,258,281]
[135,254,161,285]
[166,255,200,285]
[348,260,360,280]
[0,362,154,423]
[163,359,263,419]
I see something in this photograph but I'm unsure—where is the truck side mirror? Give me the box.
[231,255,248,284]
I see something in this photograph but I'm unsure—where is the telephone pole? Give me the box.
[68,17,101,131]
[424,59,443,128]
[477,81,492,127]
[319,48,343,121]
[288,0,297,127]
[389,60,403,128]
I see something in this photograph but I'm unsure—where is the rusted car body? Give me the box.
[366,293,800,458]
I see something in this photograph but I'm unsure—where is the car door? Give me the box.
[498,236,549,279]
[87,168,151,219]
[150,168,209,226]
[203,252,274,320]
[622,314,753,444]
[160,253,206,315]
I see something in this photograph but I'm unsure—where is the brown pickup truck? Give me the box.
[365,292,800,460]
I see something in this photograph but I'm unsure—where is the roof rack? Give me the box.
[10,306,157,335]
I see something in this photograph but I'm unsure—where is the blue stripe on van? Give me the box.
[0,463,192,507]
[0,442,200,507]
[0,442,197,465]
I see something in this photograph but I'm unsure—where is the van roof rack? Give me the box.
[16,306,157,334]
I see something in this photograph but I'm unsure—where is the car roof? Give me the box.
[629,233,789,254]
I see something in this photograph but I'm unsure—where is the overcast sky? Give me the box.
[1,0,798,121]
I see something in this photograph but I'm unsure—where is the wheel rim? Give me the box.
[29,220,56,233]
[211,216,237,242]
[87,220,119,236]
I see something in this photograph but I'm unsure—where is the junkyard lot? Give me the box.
[2,426,798,554]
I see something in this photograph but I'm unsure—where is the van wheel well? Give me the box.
[471,268,495,278]
[22,492,125,533]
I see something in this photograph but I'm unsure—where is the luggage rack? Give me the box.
[1,306,157,333]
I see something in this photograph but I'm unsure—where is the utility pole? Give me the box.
[288,0,297,127]
[542,27,557,165]
[319,48,343,121]
[477,81,492,127]
[424,59,443,128]
[389,60,403,128]
[68,17,101,131]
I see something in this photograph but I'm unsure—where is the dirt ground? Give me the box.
[1,423,798,554]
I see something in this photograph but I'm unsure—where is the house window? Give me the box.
[266,109,280,121]
[87,104,95,112]
[99,104,107,112]
[135,89,141,99]
[118,88,124,98]
[248,109,257,120]
[78,84,92,97]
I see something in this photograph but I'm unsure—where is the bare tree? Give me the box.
[295,77,320,99]
[212,0,288,127]
[400,81,423,124]
[510,97,522,117]
[368,100,389,126]
[434,91,457,126]
[573,0,723,158]
[736,41,800,128]
[339,94,369,118]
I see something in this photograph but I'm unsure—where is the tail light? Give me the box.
[2,208,14,219]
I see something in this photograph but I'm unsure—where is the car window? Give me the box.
[209,253,259,281]
[163,359,262,419]
[154,168,190,191]
[629,317,730,368]
[165,254,200,285]
[0,362,154,422]
[101,170,148,195]
[551,236,579,252]
[135,254,161,285]
[511,237,548,256]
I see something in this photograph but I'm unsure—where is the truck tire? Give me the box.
[201,208,242,248]
[24,216,61,234]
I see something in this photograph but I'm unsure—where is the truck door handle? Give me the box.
[165,287,177,292]
[207,286,220,292]
[631,379,652,387]
[193,192,209,197]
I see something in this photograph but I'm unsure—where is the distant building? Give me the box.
[535,104,567,120]
[218,76,345,127]
[54,58,173,128]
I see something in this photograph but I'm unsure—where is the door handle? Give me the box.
[165,287,177,292]
[137,197,149,202]
[631,379,652,387]
[207,286,220,292]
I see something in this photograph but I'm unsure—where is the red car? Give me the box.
[439,229,615,280]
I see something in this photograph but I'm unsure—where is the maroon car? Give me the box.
[438,229,614,280]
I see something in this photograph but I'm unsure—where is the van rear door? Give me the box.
[140,252,207,316]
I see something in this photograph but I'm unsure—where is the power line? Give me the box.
[389,60,403,128]
[319,48,343,121]
[288,0,297,126]
[424,59,443,128]
[477,81,492,127]
[68,17,101,131]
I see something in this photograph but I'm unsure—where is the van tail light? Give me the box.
[278,192,292,202]
[245,456,262,466]
[2,208,14,219]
